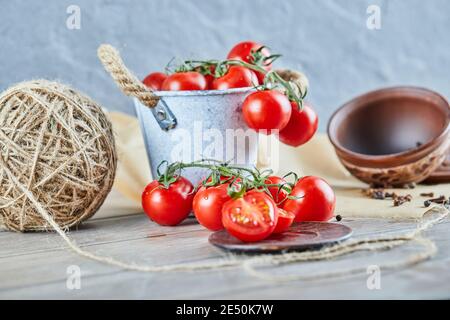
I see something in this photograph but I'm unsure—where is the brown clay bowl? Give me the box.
[327,86,450,187]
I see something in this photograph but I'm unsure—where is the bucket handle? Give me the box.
[97,44,177,131]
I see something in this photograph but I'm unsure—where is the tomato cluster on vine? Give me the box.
[141,160,336,243]
[143,41,318,147]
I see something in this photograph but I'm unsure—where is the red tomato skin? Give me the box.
[227,41,271,84]
[282,176,335,222]
[205,65,216,89]
[278,102,318,147]
[142,177,194,226]
[211,66,258,90]
[205,74,215,90]
[193,184,230,231]
[161,72,207,91]
[222,191,278,242]
[272,208,295,234]
[142,72,167,91]
[264,176,288,204]
[242,90,292,134]
[254,68,270,85]
[195,65,216,90]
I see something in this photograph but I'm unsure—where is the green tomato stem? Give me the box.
[157,159,298,201]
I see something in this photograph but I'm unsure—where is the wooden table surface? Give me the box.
[0,212,449,299]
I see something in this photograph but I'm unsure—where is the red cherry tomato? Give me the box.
[205,65,216,90]
[193,184,231,231]
[194,65,216,90]
[242,90,292,134]
[212,66,258,90]
[142,72,167,91]
[161,72,207,91]
[222,191,278,242]
[264,176,288,204]
[227,41,272,84]
[141,176,194,226]
[204,75,215,90]
[278,102,318,147]
[272,208,295,234]
[282,176,335,222]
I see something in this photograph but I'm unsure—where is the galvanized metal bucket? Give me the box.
[96,45,315,184]
[134,87,258,184]
[97,44,260,184]
[98,45,308,185]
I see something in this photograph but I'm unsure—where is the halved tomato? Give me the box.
[222,191,278,242]
[272,208,295,234]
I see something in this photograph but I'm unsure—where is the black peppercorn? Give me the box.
[420,192,434,197]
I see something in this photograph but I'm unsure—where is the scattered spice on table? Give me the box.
[420,192,434,197]
[363,188,386,199]
[363,188,412,207]
[393,194,412,207]
[384,192,397,198]
[363,188,450,208]
[335,214,342,222]
[445,198,450,210]
[424,195,447,207]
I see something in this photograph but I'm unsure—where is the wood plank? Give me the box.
[0,226,223,290]
[0,214,207,258]
[0,212,449,299]
[1,236,449,299]
[0,213,431,258]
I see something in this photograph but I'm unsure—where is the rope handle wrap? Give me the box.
[97,44,160,109]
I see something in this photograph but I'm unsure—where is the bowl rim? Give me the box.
[152,86,256,97]
[327,86,450,163]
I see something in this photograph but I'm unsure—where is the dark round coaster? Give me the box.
[423,150,450,184]
[208,222,352,254]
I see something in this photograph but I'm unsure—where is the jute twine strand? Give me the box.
[0,80,117,231]
[244,236,437,281]
[97,44,160,109]
[242,208,448,281]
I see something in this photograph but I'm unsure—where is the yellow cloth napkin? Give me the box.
[95,112,449,220]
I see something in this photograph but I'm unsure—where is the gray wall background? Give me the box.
[1,0,449,131]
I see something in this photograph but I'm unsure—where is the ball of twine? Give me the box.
[0,80,117,232]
